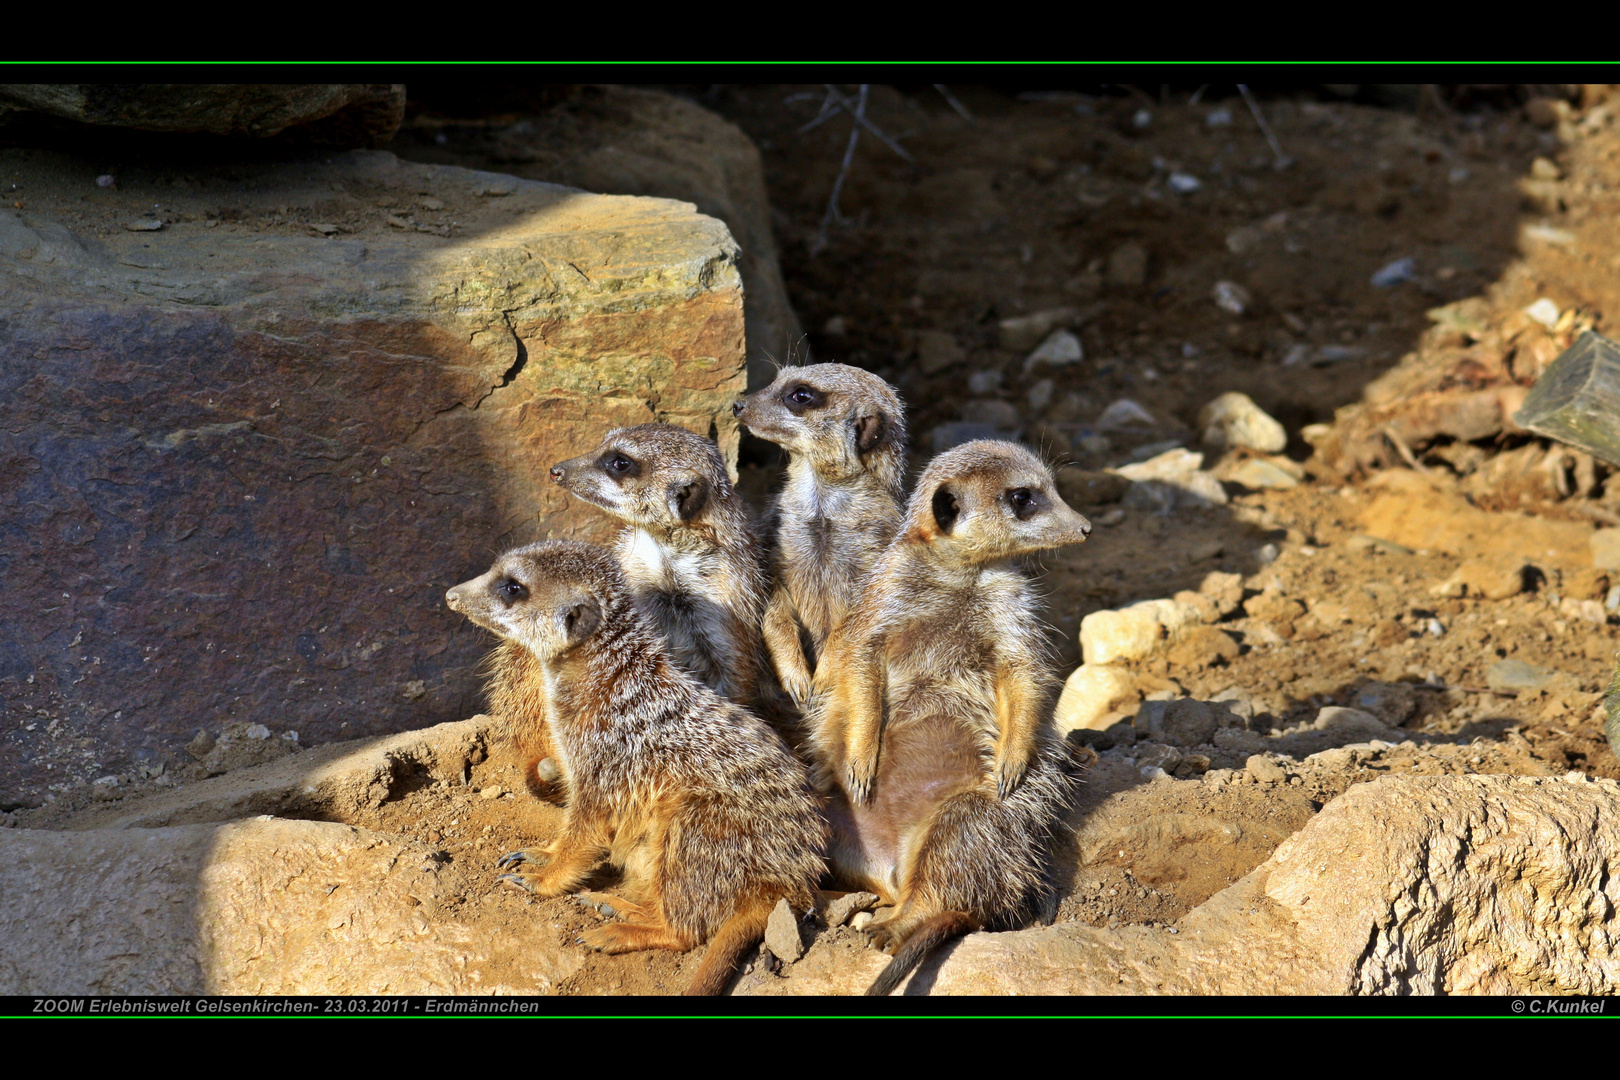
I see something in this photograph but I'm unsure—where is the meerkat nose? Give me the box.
[731,399,746,418]
[445,586,463,610]
[549,465,566,482]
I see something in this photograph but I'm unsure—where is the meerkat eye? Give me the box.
[783,384,826,412]
[600,451,639,477]
[1007,487,1045,521]
[498,578,528,603]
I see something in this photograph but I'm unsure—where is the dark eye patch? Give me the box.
[783,383,826,414]
[498,577,528,604]
[1007,487,1047,521]
[600,450,639,478]
[931,486,960,534]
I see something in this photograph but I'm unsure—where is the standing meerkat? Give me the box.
[807,440,1090,996]
[549,423,771,708]
[732,363,907,708]
[446,541,827,997]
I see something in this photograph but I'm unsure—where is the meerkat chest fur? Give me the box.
[883,565,1046,738]
[619,527,717,596]
[776,460,900,639]
[614,526,743,687]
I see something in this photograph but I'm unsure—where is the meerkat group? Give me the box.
[446,362,1091,996]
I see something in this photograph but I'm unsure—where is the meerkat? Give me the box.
[445,541,827,997]
[732,363,907,709]
[549,423,772,707]
[805,440,1091,996]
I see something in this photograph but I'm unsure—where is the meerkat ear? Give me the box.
[671,476,709,521]
[930,485,960,535]
[562,598,601,646]
[854,413,886,455]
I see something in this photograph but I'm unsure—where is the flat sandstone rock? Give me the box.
[0,149,746,800]
[742,773,1620,995]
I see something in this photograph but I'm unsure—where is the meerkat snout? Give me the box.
[549,464,567,482]
[731,399,746,418]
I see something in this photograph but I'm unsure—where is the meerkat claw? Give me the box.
[496,849,539,870]
[845,767,873,805]
[995,765,1026,800]
[496,873,536,893]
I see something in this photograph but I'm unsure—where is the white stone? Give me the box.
[1024,329,1083,372]
[1197,391,1287,453]
[1053,664,1138,733]
[1525,298,1561,328]
[1227,458,1298,489]
[1080,605,1163,665]
[1212,280,1251,315]
[1114,449,1229,508]
[1096,398,1156,431]
[998,307,1076,352]
[1079,599,1202,665]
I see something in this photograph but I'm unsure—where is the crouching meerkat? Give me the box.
[807,441,1091,995]
[446,541,827,996]
[732,363,907,708]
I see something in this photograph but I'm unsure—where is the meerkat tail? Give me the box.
[864,911,979,997]
[522,753,567,805]
[682,896,777,997]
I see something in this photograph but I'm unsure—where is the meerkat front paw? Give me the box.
[845,752,878,805]
[993,754,1029,800]
[781,670,814,709]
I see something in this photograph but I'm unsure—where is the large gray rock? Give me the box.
[0,84,404,146]
[0,148,746,802]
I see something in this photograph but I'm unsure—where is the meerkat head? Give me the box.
[548,424,732,532]
[904,440,1091,564]
[732,363,906,489]
[446,541,632,663]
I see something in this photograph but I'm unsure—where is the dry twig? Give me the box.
[812,84,869,257]
[802,85,915,256]
[1237,84,1290,168]
[934,84,974,121]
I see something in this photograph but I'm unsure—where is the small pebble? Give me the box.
[1525,298,1561,328]
[96,174,116,188]
[1168,172,1201,194]
[1211,280,1251,316]
[967,369,1003,394]
[1370,257,1416,288]
[1246,755,1286,783]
